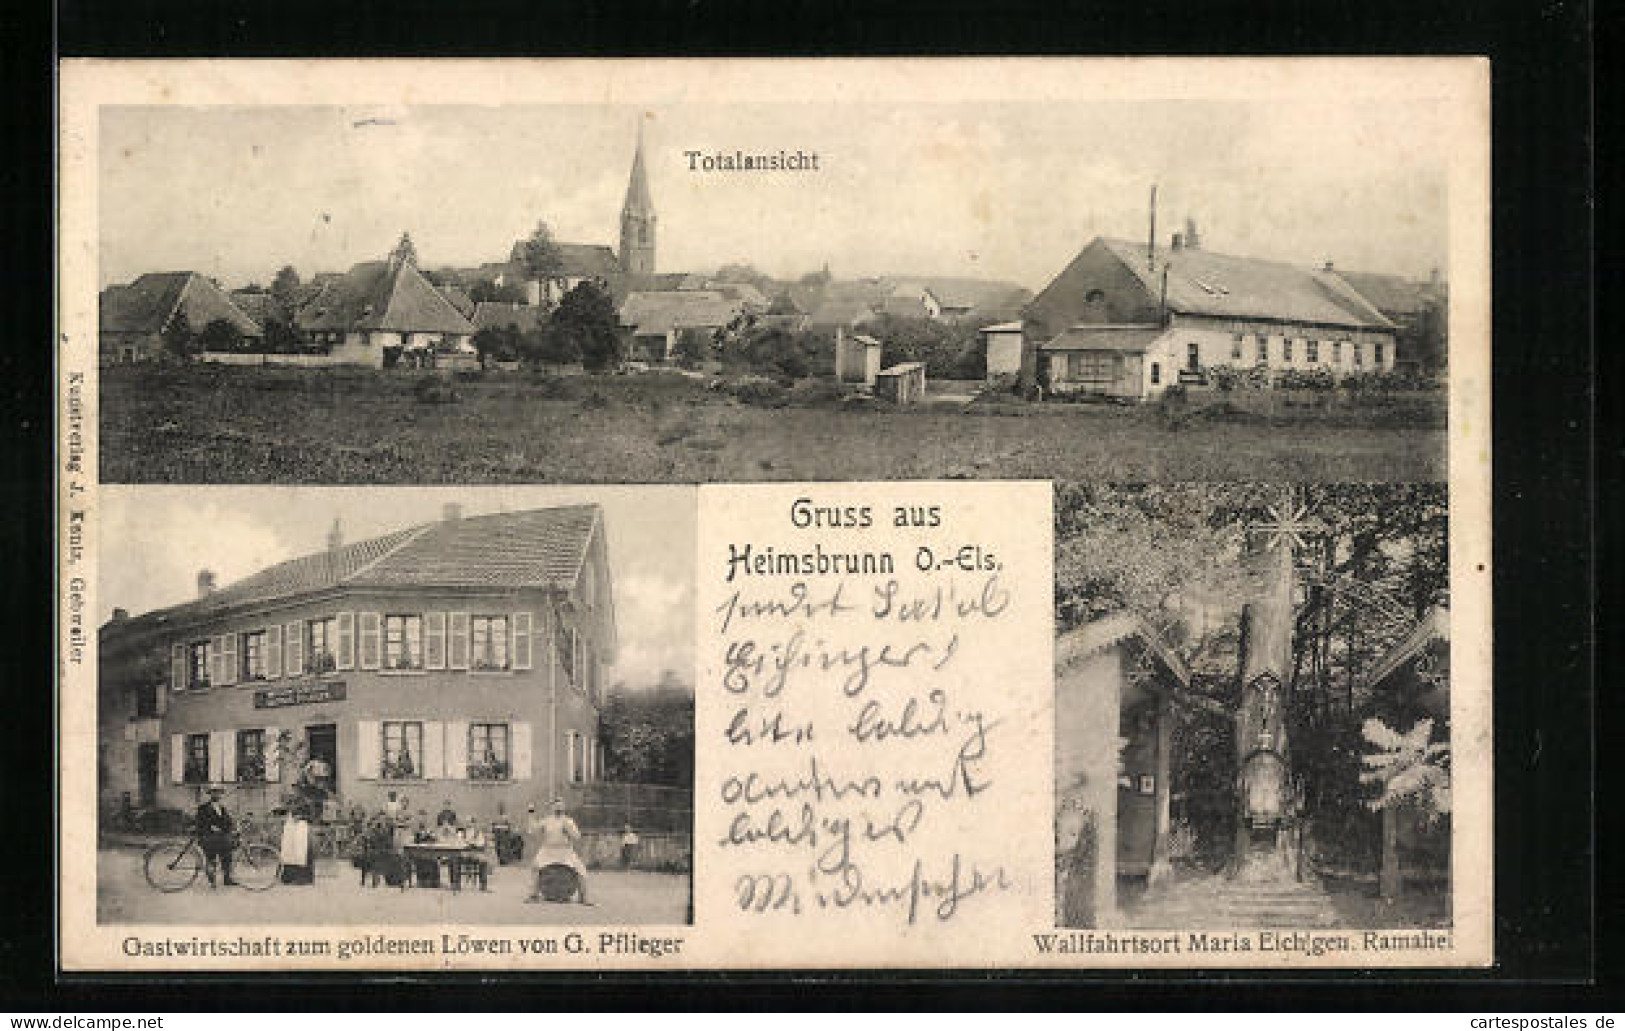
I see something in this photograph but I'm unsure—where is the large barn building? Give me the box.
[1020,229,1399,400]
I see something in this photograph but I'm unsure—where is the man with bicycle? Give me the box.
[195,786,238,888]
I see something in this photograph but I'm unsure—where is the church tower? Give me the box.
[619,123,657,278]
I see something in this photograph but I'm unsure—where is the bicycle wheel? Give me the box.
[232,842,281,891]
[143,840,203,893]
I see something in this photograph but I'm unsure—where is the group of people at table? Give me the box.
[347,792,595,903]
[197,764,612,905]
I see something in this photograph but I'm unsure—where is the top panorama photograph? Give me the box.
[97,101,1453,484]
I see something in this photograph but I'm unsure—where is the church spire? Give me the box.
[620,119,657,277]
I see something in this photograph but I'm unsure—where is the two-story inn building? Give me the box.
[1013,227,1399,400]
[98,504,616,822]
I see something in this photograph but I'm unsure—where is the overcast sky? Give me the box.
[99,100,1449,290]
[99,486,695,692]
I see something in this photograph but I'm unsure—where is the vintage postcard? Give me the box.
[57,57,1491,971]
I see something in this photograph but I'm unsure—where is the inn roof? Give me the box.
[1335,270,1445,318]
[103,506,603,639]
[100,272,263,338]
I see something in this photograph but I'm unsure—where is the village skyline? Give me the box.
[99,100,1451,292]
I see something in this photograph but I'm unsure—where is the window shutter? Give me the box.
[448,613,470,670]
[422,720,445,780]
[265,625,283,679]
[220,634,239,686]
[359,612,381,670]
[171,644,185,692]
[512,612,532,671]
[424,612,447,670]
[263,728,282,782]
[443,721,468,779]
[284,622,303,677]
[170,734,186,784]
[209,730,231,782]
[210,636,226,687]
[512,722,532,781]
[219,730,238,782]
[356,721,380,780]
[336,612,356,670]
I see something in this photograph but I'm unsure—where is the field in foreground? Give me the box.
[100,365,1446,483]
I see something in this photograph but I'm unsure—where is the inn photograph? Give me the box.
[95,96,1459,485]
[96,486,695,925]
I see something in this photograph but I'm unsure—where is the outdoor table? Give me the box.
[401,842,490,891]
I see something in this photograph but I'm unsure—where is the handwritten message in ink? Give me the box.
[698,484,1052,946]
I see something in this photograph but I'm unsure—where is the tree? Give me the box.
[161,304,198,361]
[270,265,301,301]
[550,280,623,372]
[1361,716,1450,899]
[469,280,528,305]
[197,317,246,353]
[517,221,565,285]
[263,318,303,355]
[598,672,694,787]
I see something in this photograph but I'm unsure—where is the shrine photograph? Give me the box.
[1052,483,1452,931]
[94,485,695,926]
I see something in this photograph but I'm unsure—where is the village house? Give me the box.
[1023,225,1398,399]
[97,504,616,823]
[1054,611,1191,928]
[618,290,743,363]
[99,272,263,363]
[295,234,477,366]
[1335,268,1448,374]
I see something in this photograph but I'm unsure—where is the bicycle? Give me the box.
[143,829,281,892]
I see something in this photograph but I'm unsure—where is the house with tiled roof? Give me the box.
[471,301,547,336]
[99,272,263,363]
[97,504,616,817]
[1022,227,1398,399]
[618,290,743,362]
[1335,268,1448,374]
[295,234,477,367]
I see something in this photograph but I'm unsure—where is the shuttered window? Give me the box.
[382,615,423,670]
[381,721,424,780]
[187,641,212,690]
[183,733,209,784]
[470,616,509,671]
[236,729,267,783]
[467,724,511,780]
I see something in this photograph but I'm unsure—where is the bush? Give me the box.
[1276,367,1336,392]
[413,375,459,404]
[732,379,790,408]
[788,379,847,407]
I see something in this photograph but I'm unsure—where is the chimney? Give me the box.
[197,570,217,598]
[1323,259,1335,272]
[1184,217,1200,250]
[442,502,463,523]
[111,607,129,622]
[1171,232,1184,252]
[1429,267,1442,289]
[326,517,344,552]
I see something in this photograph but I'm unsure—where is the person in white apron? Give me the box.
[527,797,591,905]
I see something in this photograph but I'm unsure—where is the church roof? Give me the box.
[296,257,476,336]
[623,126,655,217]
